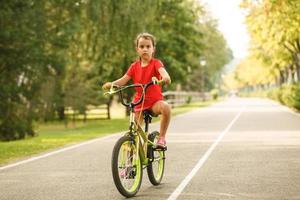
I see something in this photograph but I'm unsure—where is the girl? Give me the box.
[102,32,171,147]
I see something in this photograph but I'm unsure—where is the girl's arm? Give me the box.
[158,67,171,84]
[102,74,131,89]
[113,74,131,86]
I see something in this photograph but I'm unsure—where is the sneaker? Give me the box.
[119,167,135,179]
[156,137,166,148]
[119,169,126,178]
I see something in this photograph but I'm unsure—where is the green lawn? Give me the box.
[0,100,215,165]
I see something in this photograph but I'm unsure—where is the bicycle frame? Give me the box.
[105,78,162,167]
[127,109,156,166]
[109,78,166,197]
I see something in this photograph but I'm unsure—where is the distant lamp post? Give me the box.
[200,58,206,67]
[199,57,206,92]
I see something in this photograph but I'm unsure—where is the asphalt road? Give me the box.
[1,97,300,200]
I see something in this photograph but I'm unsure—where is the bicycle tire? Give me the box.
[147,131,165,185]
[111,135,143,197]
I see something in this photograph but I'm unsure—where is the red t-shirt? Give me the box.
[126,58,164,111]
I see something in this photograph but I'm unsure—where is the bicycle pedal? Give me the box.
[153,146,167,151]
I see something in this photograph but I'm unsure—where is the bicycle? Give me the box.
[104,77,167,198]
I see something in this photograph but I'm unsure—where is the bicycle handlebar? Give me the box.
[104,77,164,108]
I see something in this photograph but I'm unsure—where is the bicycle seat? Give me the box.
[143,109,158,118]
[143,109,158,125]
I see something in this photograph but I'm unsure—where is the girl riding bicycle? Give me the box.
[102,32,171,148]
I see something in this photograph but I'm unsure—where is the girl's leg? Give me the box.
[151,100,171,144]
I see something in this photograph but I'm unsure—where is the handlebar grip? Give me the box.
[151,77,164,85]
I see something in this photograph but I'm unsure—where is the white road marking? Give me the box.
[0,133,121,171]
[167,107,245,200]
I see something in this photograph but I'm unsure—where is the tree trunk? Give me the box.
[57,106,65,120]
[106,96,113,120]
[296,53,300,82]
[83,112,87,123]
[106,102,111,120]
[296,65,300,83]
[279,70,285,85]
[288,64,294,83]
[285,67,290,84]
[72,111,76,127]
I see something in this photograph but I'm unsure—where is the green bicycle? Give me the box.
[105,78,167,198]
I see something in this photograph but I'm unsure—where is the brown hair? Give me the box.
[135,32,156,47]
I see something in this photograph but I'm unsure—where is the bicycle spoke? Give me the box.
[147,132,165,185]
[116,141,140,191]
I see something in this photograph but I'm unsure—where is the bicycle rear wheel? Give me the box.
[147,131,165,185]
[111,135,142,197]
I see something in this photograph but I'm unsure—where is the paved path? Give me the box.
[1,97,300,200]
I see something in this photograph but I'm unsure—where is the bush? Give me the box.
[268,87,282,102]
[186,96,192,104]
[267,83,300,111]
[210,89,219,100]
[0,103,36,141]
[280,83,300,110]
[0,117,35,141]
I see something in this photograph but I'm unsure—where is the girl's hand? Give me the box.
[162,76,171,85]
[102,82,112,90]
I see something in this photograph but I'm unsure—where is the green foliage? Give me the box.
[280,83,300,110]
[268,87,282,102]
[186,96,192,104]
[0,1,45,140]
[0,107,36,141]
[0,0,232,140]
[266,83,300,111]
[153,1,205,86]
[188,18,233,91]
[0,1,80,140]
[210,89,219,100]
[230,0,300,90]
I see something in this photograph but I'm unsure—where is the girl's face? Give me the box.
[136,37,155,62]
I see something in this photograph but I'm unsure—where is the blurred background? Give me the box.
[0,0,299,142]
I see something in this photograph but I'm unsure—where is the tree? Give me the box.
[0,1,47,140]
[0,1,80,140]
[237,0,300,88]
[0,0,233,140]
[187,14,233,91]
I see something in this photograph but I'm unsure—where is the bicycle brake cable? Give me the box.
[137,84,146,127]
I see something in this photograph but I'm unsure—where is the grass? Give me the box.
[0,119,129,165]
[0,100,215,166]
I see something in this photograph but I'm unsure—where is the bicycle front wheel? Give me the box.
[111,135,142,197]
[147,131,165,185]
